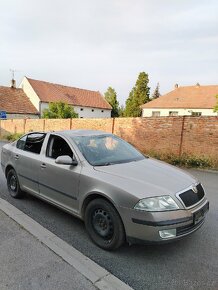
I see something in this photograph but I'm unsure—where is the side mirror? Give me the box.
[55,155,78,166]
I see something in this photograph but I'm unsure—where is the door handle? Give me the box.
[41,163,46,169]
[14,154,19,160]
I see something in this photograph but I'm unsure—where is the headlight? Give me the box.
[134,196,179,211]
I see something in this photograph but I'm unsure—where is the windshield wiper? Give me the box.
[94,162,116,166]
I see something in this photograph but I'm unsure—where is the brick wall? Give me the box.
[0,116,218,161]
[113,117,184,155]
[181,117,218,158]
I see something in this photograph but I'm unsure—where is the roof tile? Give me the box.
[0,86,39,114]
[142,85,218,109]
[27,78,112,110]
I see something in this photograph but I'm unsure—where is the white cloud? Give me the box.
[0,0,218,104]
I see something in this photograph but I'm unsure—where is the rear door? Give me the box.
[38,134,81,213]
[15,133,46,195]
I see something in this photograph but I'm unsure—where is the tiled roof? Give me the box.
[141,85,218,109]
[0,86,39,114]
[26,77,112,110]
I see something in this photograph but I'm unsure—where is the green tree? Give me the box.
[214,95,218,112]
[124,87,135,117]
[152,83,161,99]
[42,101,78,119]
[118,105,125,117]
[104,87,119,117]
[125,72,150,117]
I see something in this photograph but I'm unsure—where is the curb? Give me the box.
[191,168,218,174]
[0,198,133,290]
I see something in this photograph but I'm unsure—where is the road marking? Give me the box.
[0,197,133,290]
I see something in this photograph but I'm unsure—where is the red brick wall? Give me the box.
[71,118,113,133]
[181,116,218,158]
[25,119,45,133]
[1,117,218,161]
[113,117,184,155]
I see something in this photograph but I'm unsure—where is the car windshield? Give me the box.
[72,134,145,166]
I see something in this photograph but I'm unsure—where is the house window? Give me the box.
[101,110,104,113]
[169,111,178,116]
[152,111,160,117]
[80,108,84,111]
[191,112,202,116]
[92,109,94,112]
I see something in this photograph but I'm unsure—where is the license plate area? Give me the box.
[193,202,209,224]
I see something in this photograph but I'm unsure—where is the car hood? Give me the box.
[94,158,197,199]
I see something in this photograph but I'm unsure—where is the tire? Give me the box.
[85,198,125,250]
[7,169,23,199]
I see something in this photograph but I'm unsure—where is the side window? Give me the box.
[24,133,46,154]
[46,135,74,159]
[17,135,27,150]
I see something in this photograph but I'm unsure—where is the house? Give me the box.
[141,84,218,117]
[20,77,112,118]
[0,81,39,119]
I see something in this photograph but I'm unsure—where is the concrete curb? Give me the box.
[192,168,218,174]
[0,198,133,290]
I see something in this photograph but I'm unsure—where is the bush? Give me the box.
[146,151,214,169]
[6,133,23,142]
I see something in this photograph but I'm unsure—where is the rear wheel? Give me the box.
[85,198,125,250]
[7,169,23,198]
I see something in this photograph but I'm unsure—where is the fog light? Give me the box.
[159,229,176,239]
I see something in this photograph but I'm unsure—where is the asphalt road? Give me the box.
[0,141,218,290]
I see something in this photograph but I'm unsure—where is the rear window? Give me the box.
[17,133,46,154]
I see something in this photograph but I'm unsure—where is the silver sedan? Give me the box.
[1,130,209,250]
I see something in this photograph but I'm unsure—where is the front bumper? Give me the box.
[119,198,209,244]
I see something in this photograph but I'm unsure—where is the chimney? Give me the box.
[174,84,178,89]
[11,79,16,89]
[196,82,200,87]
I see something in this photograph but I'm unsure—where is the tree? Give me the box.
[104,87,119,117]
[152,83,161,99]
[124,87,135,117]
[42,101,78,119]
[118,105,125,117]
[125,72,150,117]
[214,95,218,112]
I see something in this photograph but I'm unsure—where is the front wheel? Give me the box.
[85,198,125,250]
[7,169,23,198]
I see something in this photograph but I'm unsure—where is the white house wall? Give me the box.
[74,106,111,118]
[6,113,39,119]
[142,108,218,117]
[19,77,41,111]
[41,102,111,118]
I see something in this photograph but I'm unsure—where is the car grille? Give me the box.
[178,183,205,207]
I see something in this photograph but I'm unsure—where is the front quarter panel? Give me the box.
[78,165,140,216]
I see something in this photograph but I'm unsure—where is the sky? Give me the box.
[0,0,218,105]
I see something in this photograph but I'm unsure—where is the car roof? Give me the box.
[55,129,111,137]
